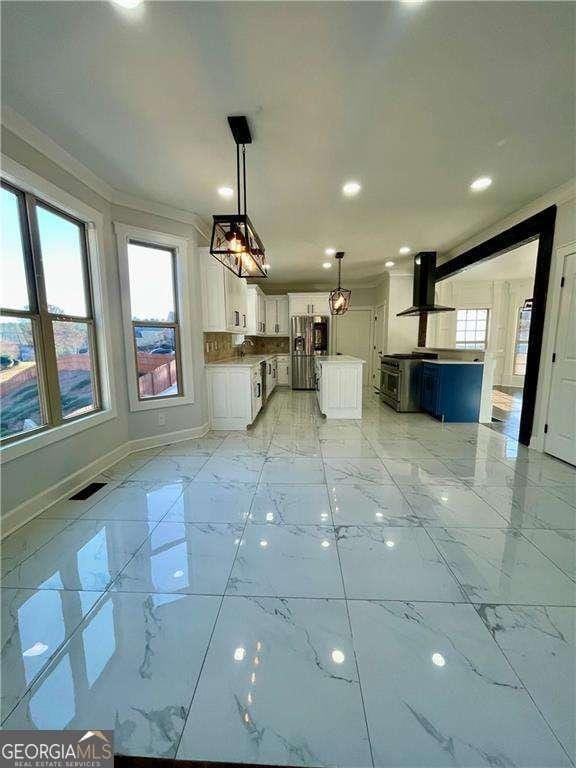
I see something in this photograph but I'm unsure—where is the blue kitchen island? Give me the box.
[420,360,484,422]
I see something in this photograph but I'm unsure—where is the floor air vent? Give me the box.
[69,482,107,501]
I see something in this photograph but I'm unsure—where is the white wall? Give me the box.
[1,127,209,520]
[430,277,533,387]
[386,274,419,353]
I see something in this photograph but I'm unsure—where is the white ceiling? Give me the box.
[445,239,538,283]
[2,1,574,284]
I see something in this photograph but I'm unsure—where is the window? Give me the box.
[116,223,193,412]
[127,241,182,400]
[455,308,489,350]
[513,299,532,376]
[1,182,101,444]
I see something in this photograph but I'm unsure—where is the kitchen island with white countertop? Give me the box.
[315,355,365,419]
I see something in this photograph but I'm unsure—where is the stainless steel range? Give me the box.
[380,353,438,412]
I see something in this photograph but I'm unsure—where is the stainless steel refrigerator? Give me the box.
[291,315,329,390]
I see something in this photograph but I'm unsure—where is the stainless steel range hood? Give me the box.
[396,251,455,317]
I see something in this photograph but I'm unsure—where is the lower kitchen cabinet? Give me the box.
[206,365,262,430]
[419,361,484,422]
[316,356,364,419]
[276,354,290,386]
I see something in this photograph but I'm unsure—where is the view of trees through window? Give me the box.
[513,300,533,376]
[0,183,100,441]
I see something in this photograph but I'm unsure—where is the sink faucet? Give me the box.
[238,338,255,357]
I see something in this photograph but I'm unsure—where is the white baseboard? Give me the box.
[1,422,210,538]
[2,443,130,538]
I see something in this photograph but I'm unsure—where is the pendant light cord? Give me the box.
[242,145,247,217]
[236,143,241,217]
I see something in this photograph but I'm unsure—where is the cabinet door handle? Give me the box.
[234,311,240,326]
[257,383,261,397]
[243,314,246,328]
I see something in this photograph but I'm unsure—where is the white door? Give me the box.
[372,304,386,389]
[334,309,373,383]
[545,251,576,465]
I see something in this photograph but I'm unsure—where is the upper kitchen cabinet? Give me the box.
[246,284,267,335]
[288,292,330,317]
[200,247,247,333]
[264,295,289,335]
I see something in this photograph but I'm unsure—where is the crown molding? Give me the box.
[1,106,209,238]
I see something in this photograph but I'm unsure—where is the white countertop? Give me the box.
[205,354,279,369]
[318,355,365,365]
[424,359,484,365]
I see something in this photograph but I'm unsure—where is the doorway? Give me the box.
[333,308,374,385]
[435,205,556,446]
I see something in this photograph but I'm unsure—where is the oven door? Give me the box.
[380,364,401,410]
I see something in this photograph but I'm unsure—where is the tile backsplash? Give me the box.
[203,332,289,363]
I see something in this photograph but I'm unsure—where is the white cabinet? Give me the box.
[263,295,289,336]
[206,365,261,430]
[288,293,330,317]
[200,247,247,333]
[316,357,364,419]
[276,354,290,386]
[246,285,266,335]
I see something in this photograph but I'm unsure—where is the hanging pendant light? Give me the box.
[210,116,268,278]
[329,252,351,315]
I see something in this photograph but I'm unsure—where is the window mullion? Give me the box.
[24,193,62,427]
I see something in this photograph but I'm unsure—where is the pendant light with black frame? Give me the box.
[210,116,268,278]
[329,251,351,315]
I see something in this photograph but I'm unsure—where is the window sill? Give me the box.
[0,407,118,464]
[128,393,195,413]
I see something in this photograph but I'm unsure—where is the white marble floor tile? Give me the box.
[319,438,377,458]
[324,458,394,486]
[472,485,576,529]
[423,440,492,460]
[160,435,225,456]
[428,527,576,605]
[1,518,73,577]
[2,519,152,591]
[260,458,325,485]
[550,484,576,507]
[164,482,257,524]
[1,588,102,719]
[443,459,532,488]
[520,530,575,580]
[336,526,465,601]
[476,604,575,762]
[349,600,571,767]
[215,434,271,457]
[383,459,463,486]
[317,423,364,440]
[112,522,243,595]
[100,449,162,481]
[400,485,508,527]
[2,592,220,758]
[129,456,209,482]
[177,596,371,767]
[227,524,343,598]
[329,484,419,526]
[368,438,437,460]
[81,480,185,522]
[37,476,118,519]
[267,436,322,458]
[519,458,576,487]
[193,455,264,484]
[249,485,331,525]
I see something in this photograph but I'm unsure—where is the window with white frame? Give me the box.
[513,299,532,376]
[455,308,489,349]
[1,181,102,444]
[116,224,194,411]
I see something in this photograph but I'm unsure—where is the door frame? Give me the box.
[435,205,557,445]
[333,306,375,385]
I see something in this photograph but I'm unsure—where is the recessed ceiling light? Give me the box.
[331,649,346,664]
[322,262,332,269]
[399,246,411,255]
[218,186,234,199]
[112,0,143,8]
[385,260,395,268]
[325,247,336,256]
[470,176,493,192]
[342,180,362,197]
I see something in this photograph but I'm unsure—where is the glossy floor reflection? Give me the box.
[1,390,575,766]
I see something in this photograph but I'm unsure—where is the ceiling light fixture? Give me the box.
[218,186,234,199]
[399,246,411,255]
[470,176,493,192]
[112,0,143,8]
[385,261,395,268]
[210,116,267,278]
[329,252,351,315]
[325,247,336,256]
[322,262,332,269]
[342,180,362,197]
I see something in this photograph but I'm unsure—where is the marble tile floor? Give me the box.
[1,389,575,767]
